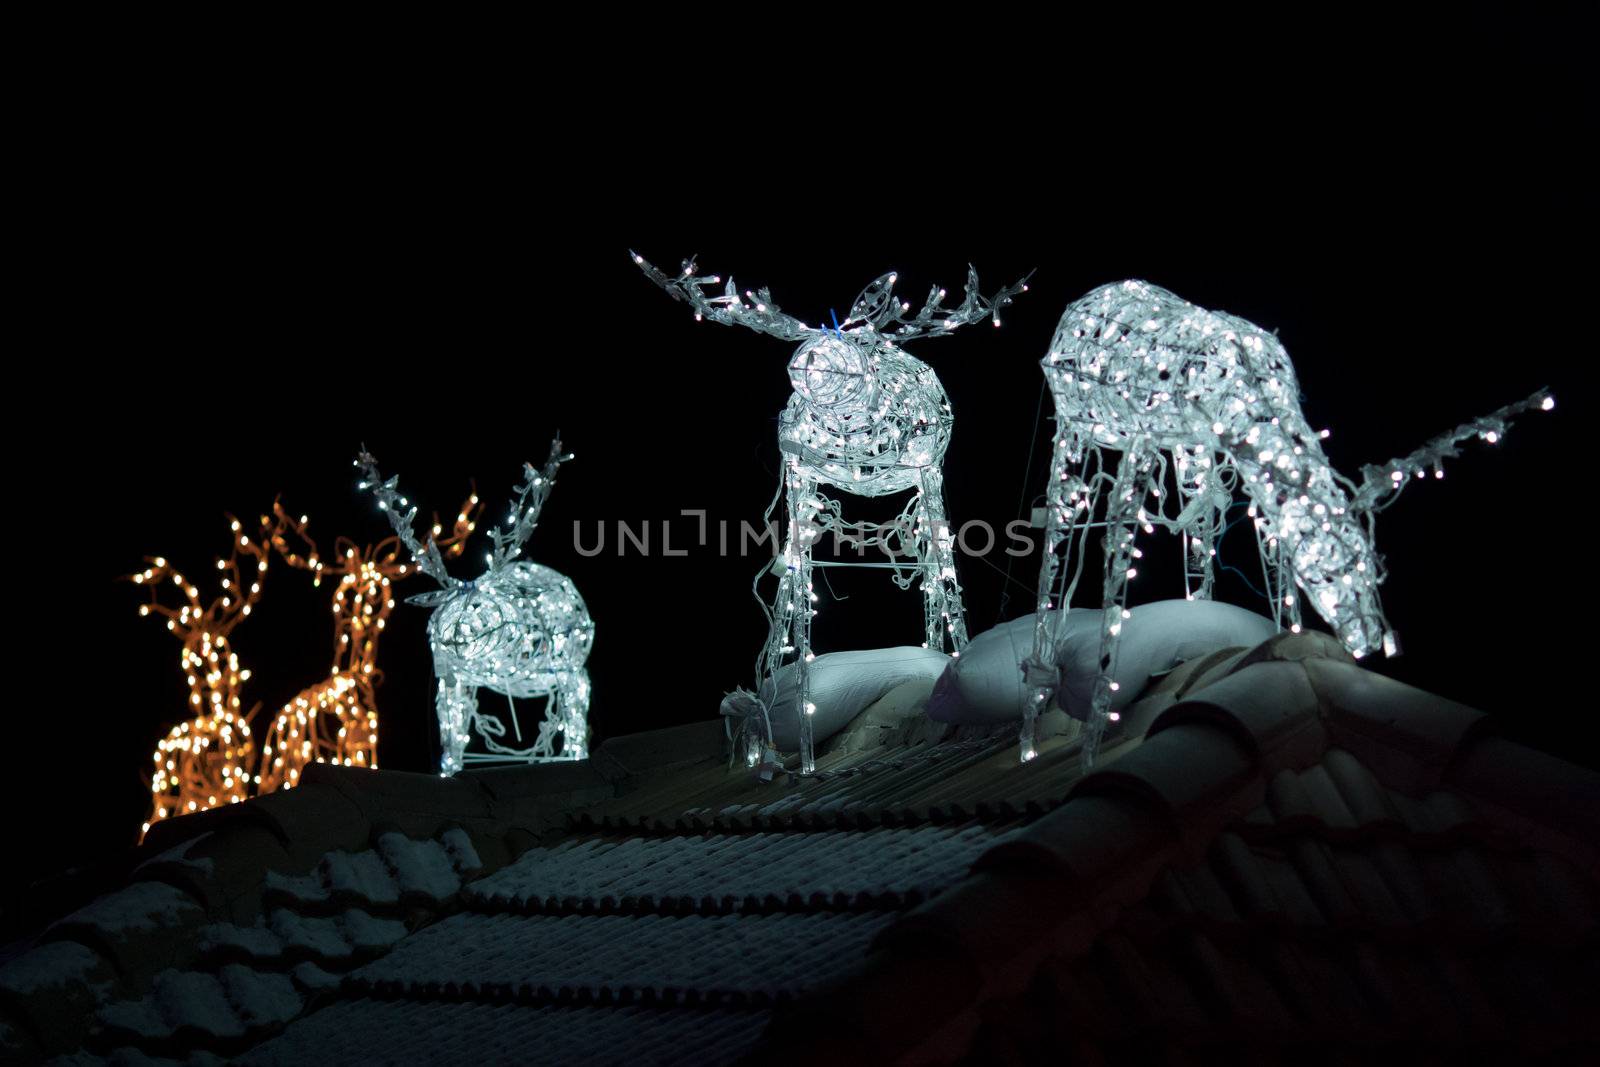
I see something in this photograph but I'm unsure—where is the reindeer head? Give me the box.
[358,440,592,687]
[265,496,482,675]
[633,252,1030,494]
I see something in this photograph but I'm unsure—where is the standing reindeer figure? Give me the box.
[359,439,594,776]
[257,496,480,791]
[634,252,1029,774]
[128,497,483,838]
[129,515,271,838]
[1024,279,1553,765]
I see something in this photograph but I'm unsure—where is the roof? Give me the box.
[2,631,1595,1064]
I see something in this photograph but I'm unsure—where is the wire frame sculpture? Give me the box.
[129,518,269,837]
[257,497,480,791]
[634,252,1029,774]
[1024,279,1554,766]
[129,499,481,839]
[359,439,595,776]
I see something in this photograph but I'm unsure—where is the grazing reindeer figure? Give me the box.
[359,439,594,776]
[633,252,1029,774]
[1024,279,1553,765]
[257,496,480,792]
[128,515,272,839]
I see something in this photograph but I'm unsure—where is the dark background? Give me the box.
[7,11,1591,908]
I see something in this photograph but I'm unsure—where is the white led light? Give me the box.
[636,252,1028,774]
[360,440,593,775]
[1022,279,1552,767]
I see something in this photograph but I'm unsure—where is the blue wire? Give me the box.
[1213,502,1269,598]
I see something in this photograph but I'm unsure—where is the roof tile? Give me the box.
[466,823,1005,916]
[350,910,891,1005]
[171,823,296,926]
[48,881,207,984]
[1304,657,1489,793]
[240,999,767,1067]
[302,763,496,841]
[0,940,122,1058]
[1069,722,1259,847]
[219,782,369,870]
[978,793,1172,891]
[1150,661,1328,773]
[1447,737,1600,866]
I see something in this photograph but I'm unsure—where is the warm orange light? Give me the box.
[130,490,480,841]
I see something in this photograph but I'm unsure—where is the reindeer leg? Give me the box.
[1250,510,1305,635]
[435,675,476,777]
[561,669,591,761]
[1023,427,1070,762]
[1022,428,1102,762]
[916,466,968,655]
[1177,446,1222,601]
[1084,441,1156,767]
[532,701,559,761]
[786,463,819,775]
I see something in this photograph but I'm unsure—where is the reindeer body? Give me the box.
[634,253,1027,773]
[1025,279,1550,765]
[360,441,592,776]
[1052,281,1389,642]
[429,560,594,774]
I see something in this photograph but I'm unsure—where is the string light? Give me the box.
[634,252,1028,774]
[255,498,479,792]
[129,515,266,839]
[359,439,594,776]
[130,498,480,840]
[1023,279,1553,766]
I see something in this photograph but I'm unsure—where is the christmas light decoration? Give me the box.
[634,252,1028,774]
[130,499,481,839]
[256,497,480,792]
[359,439,594,776]
[1024,279,1554,765]
[129,518,268,839]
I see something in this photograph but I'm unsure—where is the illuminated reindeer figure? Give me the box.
[1024,279,1553,765]
[129,515,271,838]
[359,439,594,776]
[634,252,1028,774]
[129,498,482,838]
[257,496,480,791]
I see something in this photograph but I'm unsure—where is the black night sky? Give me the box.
[8,13,1591,913]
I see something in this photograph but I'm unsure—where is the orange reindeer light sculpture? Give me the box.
[130,491,480,840]
[129,516,272,838]
[257,497,479,792]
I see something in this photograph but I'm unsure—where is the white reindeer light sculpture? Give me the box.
[633,252,1029,774]
[358,440,594,775]
[1025,280,1552,765]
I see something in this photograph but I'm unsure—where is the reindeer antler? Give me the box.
[490,436,572,570]
[128,513,273,637]
[855,265,1034,343]
[1351,387,1554,512]
[633,251,1029,347]
[355,449,459,589]
[267,501,325,584]
[631,251,814,341]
